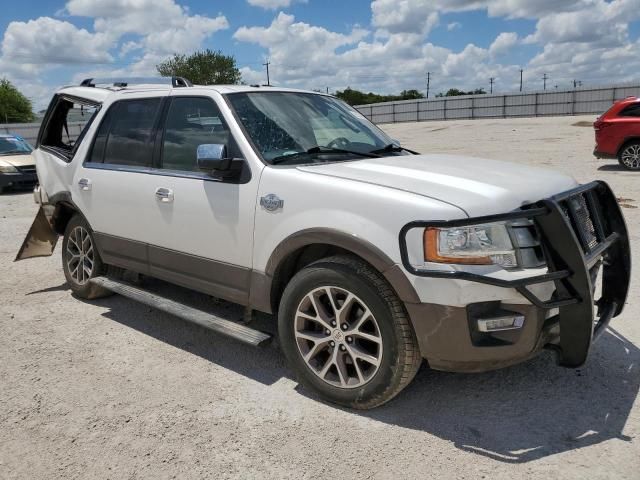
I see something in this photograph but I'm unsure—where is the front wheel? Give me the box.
[61,214,112,299]
[618,142,640,170]
[278,255,421,409]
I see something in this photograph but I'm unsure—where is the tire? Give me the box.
[61,214,112,299]
[278,255,422,409]
[618,141,640,170]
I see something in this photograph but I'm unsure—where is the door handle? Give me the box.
[155,187,174,203]
[78,178,92,191]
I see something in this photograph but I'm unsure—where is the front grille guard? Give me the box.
[399,181,631,368]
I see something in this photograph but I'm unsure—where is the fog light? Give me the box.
[477,315,524,332]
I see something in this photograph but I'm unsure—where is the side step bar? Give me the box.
[91,276,271,347]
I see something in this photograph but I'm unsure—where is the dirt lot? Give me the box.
[1,115,639,479]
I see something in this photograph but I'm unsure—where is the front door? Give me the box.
[135,94,260,304]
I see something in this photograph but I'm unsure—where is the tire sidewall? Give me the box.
[62,214,103,297]
[278,263,402,407]
[618,142,640,170]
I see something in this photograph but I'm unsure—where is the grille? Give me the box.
[561,193,600,252]
[17,165,37,174]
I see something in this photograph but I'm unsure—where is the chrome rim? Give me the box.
[621,144,640,169]
[66,226,95,285]
[294,286,383,389]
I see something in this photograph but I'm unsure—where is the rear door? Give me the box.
[73,94,167,273]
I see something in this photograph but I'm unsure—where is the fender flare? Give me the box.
[250,228,421,313]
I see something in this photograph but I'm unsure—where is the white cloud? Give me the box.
[247,0,304,9]
[489,32,518,57]
[447,22,461,31]
[1,17,113,65]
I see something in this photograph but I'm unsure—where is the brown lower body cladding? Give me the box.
[406,302,560,373]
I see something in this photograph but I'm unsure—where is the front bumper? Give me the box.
[400,181,631,370]
[0,171,38,190]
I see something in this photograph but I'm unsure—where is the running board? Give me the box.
[90,276,271,347]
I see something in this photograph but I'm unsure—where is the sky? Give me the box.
[1,0,639,110]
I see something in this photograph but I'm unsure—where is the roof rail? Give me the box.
[80,77,193,88]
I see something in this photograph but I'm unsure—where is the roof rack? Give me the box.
[80,76,192,88]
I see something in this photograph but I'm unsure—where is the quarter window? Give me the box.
[161,97,232,172]
[96,98,162,167]
[40,96,100,161]
[619,103,640,117]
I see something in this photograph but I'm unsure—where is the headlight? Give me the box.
[424,222,517,268]
[0,164,18,173]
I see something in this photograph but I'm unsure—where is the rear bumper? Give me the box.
[593,148,617,160]
[0,172,38,190]
[401,181,631,371]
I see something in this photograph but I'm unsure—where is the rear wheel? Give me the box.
[62,215,112,299]
[278,255,421,409]
[618,142,640,170]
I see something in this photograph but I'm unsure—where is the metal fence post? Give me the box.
[443,99,447,121]
[534,93,539,117]
[392,102,396,123]
[416,101,420,122]
[503,95,507,118]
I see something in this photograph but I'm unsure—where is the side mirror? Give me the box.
[197,144,232,172]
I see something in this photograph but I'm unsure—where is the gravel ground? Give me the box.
[1,115,639,479]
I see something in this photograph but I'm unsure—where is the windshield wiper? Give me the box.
[271,146,380,165]
[369,144,419,155]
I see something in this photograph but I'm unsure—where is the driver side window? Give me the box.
[161,97,233,172]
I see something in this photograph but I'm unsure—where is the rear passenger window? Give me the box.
[94,98,161,167]
[161,97,232,172]
[619,104,640,117]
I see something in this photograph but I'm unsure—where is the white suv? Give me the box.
[17,77,631,409]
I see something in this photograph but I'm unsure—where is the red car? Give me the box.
[594,96,640,170]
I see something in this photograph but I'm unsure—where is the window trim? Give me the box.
[38,94,102,163]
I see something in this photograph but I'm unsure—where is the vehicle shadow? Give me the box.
[597,164,628,171]
[86,279,638,464]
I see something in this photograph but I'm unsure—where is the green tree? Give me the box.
[156,49,242,85]
[436,88,487,97]
[335,87,425,105]
[0,79,35,123]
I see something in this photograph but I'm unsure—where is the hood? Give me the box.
[0,153,35,168]
[297,154,578,217]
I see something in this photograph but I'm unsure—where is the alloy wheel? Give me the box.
[621,144,640,170]
[294,286,383,389]
[66,226,95,285]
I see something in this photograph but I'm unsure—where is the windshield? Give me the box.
[226,92,394,164]
[0,136,33,155]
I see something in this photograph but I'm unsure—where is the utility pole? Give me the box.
[326,86,329,94]
[426,72,431,99]
[573,79,582,88]
[489,77,495,94]
[263,60,271,86]
[543,73,548,90]
[519,69,523,92]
